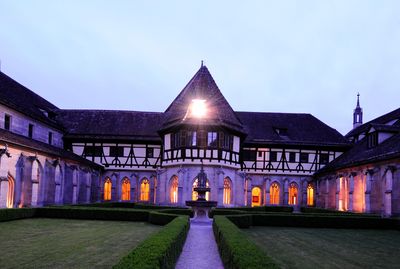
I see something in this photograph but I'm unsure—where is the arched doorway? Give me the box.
[170,176,179,204]
[288,182,298,205]
[54,165,62,204]
[251,187,261,207]
[0,175,14,208]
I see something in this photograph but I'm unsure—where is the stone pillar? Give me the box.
[325,178,329,209]
[335,176,340,210]
[265,178,270,205]
[246,178,252,207]
[283,179,289,205]
[348,173,355,212]
[217,169,224,206]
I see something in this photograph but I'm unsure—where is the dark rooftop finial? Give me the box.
[357,92,360,107]
[201,60,204,67]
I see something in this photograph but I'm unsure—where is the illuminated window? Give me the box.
[140,178,150,201]
[251,187,262,207]
[339,177,348,211]
[170,176,179,203]
[307,183,314,206]
[288,182,298,205]
[192,178,210,201]
[121,178,131,201]
[6,175,15,208]
[270,182,280,205]
[223,177,232,205]
[104,178,112,201]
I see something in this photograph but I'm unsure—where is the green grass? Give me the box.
[244,226,400,269]
[0,218,161,269]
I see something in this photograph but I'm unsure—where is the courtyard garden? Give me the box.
[244,226,400,269]
[0,218,161,269]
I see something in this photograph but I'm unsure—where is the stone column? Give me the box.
[246,178,252,207]
[265,178,270,205]
[325,178,330,209]
[283,179,289,205]
[335,176,341,210]
[348,173,355,212]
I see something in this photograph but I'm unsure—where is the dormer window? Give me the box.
[28,124,34,138]
[274,127,288,136]
[367,132,378,148]
[4,114,11,130]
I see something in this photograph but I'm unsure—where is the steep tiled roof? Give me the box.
[0,128,102,168]
[236,111,350,147]
[0,72,62,130]
[56,110,163,142]
[316,132,400,175]
[161,65,244,133]
[346,107,400,138]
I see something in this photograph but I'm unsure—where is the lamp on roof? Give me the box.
[191,99,207,118]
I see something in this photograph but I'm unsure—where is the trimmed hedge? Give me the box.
[214,206,294,213]
[156,208,194,218]
[252,213,398,229]
[209,209,248,218]
[35,207,149,221]
[114,216,190,269]
[213,216,279,269]
[226,214,252,228]
[148,211,180,225]
[0,208,37,222]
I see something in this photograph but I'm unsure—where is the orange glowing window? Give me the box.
[104,178,112,201]
[307,183,314,206]
[192,178,210,201]
[251,187,261,207]
[170,176,179,203]
[288,182,298,205]
[121,178,131,201]
[223,177,232,205]
[140,178,150,201]
[270,182,280,205]
[7,175,15,208]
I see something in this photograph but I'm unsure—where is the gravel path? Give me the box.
[175,217,224,269]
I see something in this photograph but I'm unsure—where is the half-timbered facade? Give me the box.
[1,64,398,215]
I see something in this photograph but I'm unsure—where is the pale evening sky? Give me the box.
[0,1,399,135]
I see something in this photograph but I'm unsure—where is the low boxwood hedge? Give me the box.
[156,208,194,218]
[252,213,398,229]
[0,208,37,222]
[35,207,149,221]
[213,216,279,269]
[113,216,190,269]
[209,209,248,217]
[226,214,252,228]
[148,211,180,225]
[215,206,294,213]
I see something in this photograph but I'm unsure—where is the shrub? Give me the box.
[252,214,398,229]
[209,209,248,218]
[213,216,279,269]
[35,207,149,221]
[216,206,293,213]
[156,208,194,218]
[133,203,182,210]
[113,216,190,269]
[0,208,36,222]
[226,214,252,228]
[148,211,179,225]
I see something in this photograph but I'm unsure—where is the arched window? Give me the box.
[223,177,232,205]
[140,178,150,202]
[104,178,112,201]
[307,183,314,206]
[192,178,210,201]
[288,182,298,205]
[170,176,179,204]
[54,165,62,204]
[31,160,40,206]
[270,182,280,205]
[251,187,261,207]
[7,175,15,208]
[121,178,131,201]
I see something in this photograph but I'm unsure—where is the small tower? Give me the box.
[353,93,363,129]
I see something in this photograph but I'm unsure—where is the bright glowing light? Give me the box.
[191,99,207,118]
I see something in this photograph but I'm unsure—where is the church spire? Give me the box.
[353,93,363,129]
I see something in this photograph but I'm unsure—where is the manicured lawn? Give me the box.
[0,218,161,269]
[244,226,400,269]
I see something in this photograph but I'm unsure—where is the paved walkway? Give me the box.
[175,217,224,269]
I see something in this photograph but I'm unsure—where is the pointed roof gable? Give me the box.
[161,65,244,133]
